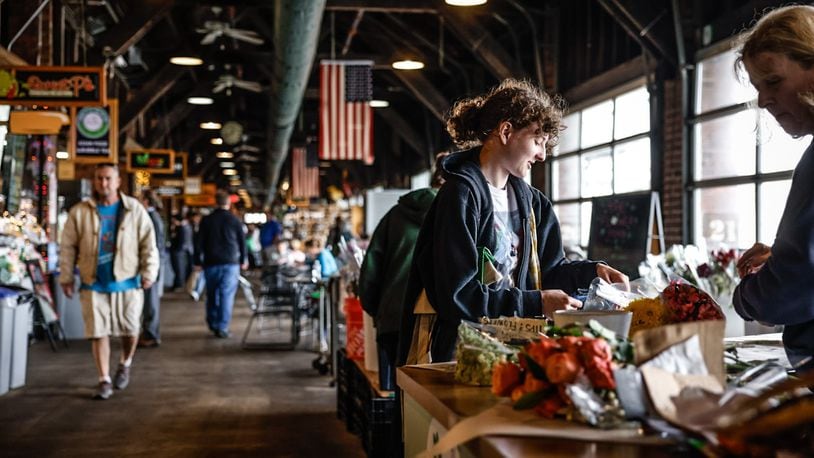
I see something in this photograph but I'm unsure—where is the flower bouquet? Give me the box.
[624,280,724,336]
[491,321,633,427]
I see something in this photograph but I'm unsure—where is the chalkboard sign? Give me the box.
[587,191,663,278]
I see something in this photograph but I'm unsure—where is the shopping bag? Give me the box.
[405,289,436,365]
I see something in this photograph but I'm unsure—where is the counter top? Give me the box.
[397,364,680,458]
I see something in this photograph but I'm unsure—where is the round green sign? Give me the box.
[77,107,110,139]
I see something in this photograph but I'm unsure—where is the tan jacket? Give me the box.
[59,193,159,286]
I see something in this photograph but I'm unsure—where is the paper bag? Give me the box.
[633,320,725,384]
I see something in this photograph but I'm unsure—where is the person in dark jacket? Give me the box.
[194,191,247,338]
[734,5,814,373]
[139,189,165,348]
[359,157,446,389]
[398,79,628,364]
[170,214,194,290]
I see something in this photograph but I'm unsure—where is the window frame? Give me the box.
[547,78,654,248]
[689,44,800,248]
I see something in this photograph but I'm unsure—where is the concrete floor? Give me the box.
[0,288,365,458]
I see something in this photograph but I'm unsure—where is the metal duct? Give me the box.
[264,0,325,206]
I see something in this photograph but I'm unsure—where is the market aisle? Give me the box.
[0,288,365,458]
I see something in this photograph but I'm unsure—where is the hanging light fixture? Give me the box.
[391,59,424,70]
[187,96,214,105]
[219,161,235,168]
[200,122,222,130]
[369,100,390,108]
[223,169,238,176]
[170,56,204,66]
[216,151,234,159]
[445,0,487,5]
[210,137,224,145]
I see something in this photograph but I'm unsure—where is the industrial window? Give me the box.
[548,85,651,249]
[691,49,810,250]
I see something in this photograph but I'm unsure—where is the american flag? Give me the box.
[291,147,319,199]
[319,60,374,164]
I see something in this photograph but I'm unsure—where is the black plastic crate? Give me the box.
[336,349,349,423]
[368,397,396,425]
[363,419,396,458]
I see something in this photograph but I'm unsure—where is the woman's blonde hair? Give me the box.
[445,78,564,153]
[737,5,814,68]
[736,5,814,109]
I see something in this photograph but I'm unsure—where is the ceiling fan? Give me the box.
[213,74,263,95]
[196,20,264,46]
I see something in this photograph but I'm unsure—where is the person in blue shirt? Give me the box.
[260,210,283,266]
[59,163,159,400]
[304,239,338,279]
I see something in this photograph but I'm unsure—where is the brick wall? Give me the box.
[662,79,684,246]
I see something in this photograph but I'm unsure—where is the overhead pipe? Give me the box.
[264,0,326,206]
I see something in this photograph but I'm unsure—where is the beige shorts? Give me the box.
[80,288,144,338]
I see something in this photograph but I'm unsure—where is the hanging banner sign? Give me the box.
[70,99,119,164]
[126,148,175,174]
[0,66,106,106]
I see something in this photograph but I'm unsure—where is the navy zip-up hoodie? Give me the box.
[734,141,814,372]
[398,149,600,363]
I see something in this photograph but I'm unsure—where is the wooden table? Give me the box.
[397,365,684,458]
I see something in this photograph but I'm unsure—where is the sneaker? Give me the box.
[190,291,200,302]
[214,329,231,339]
[113,364,130,390]
[93,381,113,400]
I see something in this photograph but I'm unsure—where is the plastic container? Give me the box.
[344,296,364,361]
[0,286,27,395]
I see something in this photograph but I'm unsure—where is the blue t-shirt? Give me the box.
[82,202,140,292]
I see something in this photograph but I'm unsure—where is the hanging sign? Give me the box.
[0,66,106,106]
[185,183,216,207]
[151,151,187,179]
[184,176,202,195]
[70,99,119,164]
[125,148,175,174]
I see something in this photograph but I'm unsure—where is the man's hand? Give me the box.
[540,289,582,318]
[61,283,74,299]
[240,262,249,271]
[193,265,202,272]
[737,243,771,277]
[141,278,154,290]
[596,264,630,290]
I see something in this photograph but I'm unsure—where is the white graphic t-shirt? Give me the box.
[488,183,521,289]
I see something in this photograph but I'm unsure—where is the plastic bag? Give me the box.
[582,277,648,311]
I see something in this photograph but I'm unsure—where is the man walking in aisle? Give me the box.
[194,190,247,338]
[59,163,159,400]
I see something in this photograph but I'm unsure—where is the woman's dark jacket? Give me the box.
[397,149,600,363]
[734,141,814,372]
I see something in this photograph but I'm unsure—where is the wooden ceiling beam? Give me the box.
[439,7,526,80]
[88,0,175,65]
[120,64,189,133]
[375,108,428,158]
